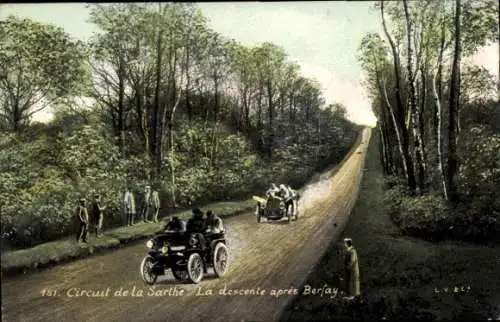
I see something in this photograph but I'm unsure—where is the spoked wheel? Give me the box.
[140,255,158,285]
[187,253,204,284]
[172,268,188,282]
[213,243,229,277]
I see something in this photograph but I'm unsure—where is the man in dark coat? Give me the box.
[75,198,89,243]
[187,208,207,250]
[343,238,360,300]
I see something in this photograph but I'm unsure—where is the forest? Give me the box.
[0,3,360,250]
[358,0,499,242]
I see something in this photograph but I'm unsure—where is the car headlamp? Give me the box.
[146,240,154,249]
[188,236,197,246]
[161,245,168,253]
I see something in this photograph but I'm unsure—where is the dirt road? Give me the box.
[1,128,371,322]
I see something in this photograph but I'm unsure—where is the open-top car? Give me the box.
[140,230,229,285]
[253,195,297,223]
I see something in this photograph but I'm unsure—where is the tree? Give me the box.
[380,0,417,191]
[447,0,462,203]
[0,16,89,132]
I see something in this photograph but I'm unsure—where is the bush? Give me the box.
[386,184,500,243]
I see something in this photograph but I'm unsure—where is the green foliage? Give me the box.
[0,16,89,132]
[0,4,360,251]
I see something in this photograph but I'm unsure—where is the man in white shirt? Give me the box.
[123,186,136,226]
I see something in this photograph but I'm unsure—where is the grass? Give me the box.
[1,199,255,278]
[280,136,500,321]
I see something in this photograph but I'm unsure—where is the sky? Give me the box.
[0,2,498,127]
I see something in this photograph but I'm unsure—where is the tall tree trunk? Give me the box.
[433,68,448,200]
[185,41,192,121]
[118,58,126,154]
[266,78,274,158]
[381,0,416,191]
[447,0,461,203]
[404,0,425,193]
[383,79,408,177]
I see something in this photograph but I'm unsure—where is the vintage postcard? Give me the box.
[1,1,499,321]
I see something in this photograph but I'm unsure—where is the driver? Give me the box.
[187,208,207,251]
[164,216,186,232]
[266,183,280,198]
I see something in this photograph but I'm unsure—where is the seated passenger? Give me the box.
[205,210,224,234]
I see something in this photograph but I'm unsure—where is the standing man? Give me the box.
[92,194,106,238]
[343,238,360,300]
[151,187,160,223]
[123,186,136,226]
[75,198,89,243]
[141,185,151,222]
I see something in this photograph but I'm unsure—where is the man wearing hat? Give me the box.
[123,185,136,226]
[187,208,207,250]
[75,198,89,243]
[141,185,152,222]
[343,238,360,300]
[92,194,106,238]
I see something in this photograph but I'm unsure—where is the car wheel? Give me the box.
[187,253,204,284]
[213,243,229,277]
[140,255,158,285]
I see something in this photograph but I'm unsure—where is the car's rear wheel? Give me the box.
[140,255,158,285]
[213,243,229,277]
[187,253,204,284]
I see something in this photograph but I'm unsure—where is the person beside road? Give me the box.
[75,198,89,243]
[151,187,160,223]
[141,185,152,222]
[92,194,106,238]
[123,186,136,226]
[343,238,360,300]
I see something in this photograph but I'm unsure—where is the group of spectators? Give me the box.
[74,185,160,243]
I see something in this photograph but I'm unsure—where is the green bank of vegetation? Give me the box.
[0,4,359,251]
[359,0,499,243]
[281,123,500,321]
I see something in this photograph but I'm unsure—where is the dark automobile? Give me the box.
[140,231,229,284]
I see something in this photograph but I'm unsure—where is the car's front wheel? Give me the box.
[187,253,204,284]
[140,255,158,285]
[213,243,229,277]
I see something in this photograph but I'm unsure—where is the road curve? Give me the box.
[1,128,371,322]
